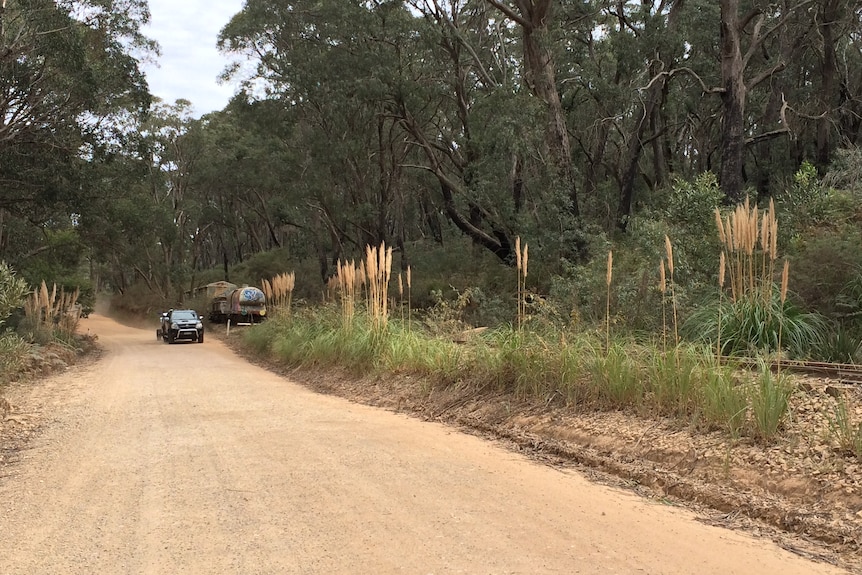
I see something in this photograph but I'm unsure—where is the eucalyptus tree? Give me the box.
[553,1,689,230]
[0,0,153,277]
[219,0,423,278]
[397,0,549,263]
[713,0,818,202]
[563,0,848,220]
[207,0,862,280]
[832,2,862,150]
[83,100,207,299]
[190,99,310,275]
[678,0,862,201]
[786,0,862,172]
[134,100,209,298]
[483,0,580,216]
[220,0,580,267]
[608,1,687,229]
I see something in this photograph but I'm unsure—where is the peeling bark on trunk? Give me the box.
[816,0,839,171]
[719,0,747,204]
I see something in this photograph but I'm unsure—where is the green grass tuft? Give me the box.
[749,360,793,443]
[828,398,862,459]
[684,292,826,359]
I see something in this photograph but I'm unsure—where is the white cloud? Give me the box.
[142,0,246,117]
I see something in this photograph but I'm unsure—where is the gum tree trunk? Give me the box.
[719,0,746,203]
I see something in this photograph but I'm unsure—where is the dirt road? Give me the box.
[0,315,851,574]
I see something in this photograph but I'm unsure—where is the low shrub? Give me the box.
[0,333,29,383]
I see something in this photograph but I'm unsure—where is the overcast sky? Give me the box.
[141,0,247,117]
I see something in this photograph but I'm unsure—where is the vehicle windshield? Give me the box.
[171,311,197,320]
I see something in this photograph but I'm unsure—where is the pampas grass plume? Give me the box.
[606,250,613,286]
[664,236,674,276]
[659,260,666,294]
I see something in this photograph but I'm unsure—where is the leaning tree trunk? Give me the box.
[522,22,578,215]
[617,81,665,231]
[486,0,578,215]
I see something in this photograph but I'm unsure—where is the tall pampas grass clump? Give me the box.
[262,271,296,318]
[696,197,825,359]
[23,281,81,342]
[366,242,393,330]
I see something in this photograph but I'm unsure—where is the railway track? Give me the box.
[732,358,862,384]
[776,359,862,384]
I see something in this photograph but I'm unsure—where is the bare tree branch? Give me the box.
[483,0,530,29]
[638,67,725,95]
[745,94,791,145]
[748,61,786,90]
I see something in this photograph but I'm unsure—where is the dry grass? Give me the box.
[327,259,362,325]
[407,265,412,330]
[659,259,667,352]
[663,235,679,347]
[262,272,296,317]
[715,197,780,303]
[777,260,790,374]
[325,242,394,329]
[606,250,613,352]
[23,281,80,338]
[366,242,393,329]
[516,237,528,331]
[718,251,726,361]
[396,266,414,328]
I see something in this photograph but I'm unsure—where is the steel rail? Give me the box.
[725,357,862,383]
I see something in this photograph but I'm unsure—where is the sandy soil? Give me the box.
[0,314,855,574]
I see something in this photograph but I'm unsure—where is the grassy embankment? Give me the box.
[239,229,821,448]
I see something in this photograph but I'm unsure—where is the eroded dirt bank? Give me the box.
[0,314,857,574]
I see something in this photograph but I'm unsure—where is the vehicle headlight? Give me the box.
[171,322,179,329]
[196,322,203,329]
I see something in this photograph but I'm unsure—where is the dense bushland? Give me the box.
[208,172,862,456]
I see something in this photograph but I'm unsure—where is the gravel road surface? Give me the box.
[0,315,851,574]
